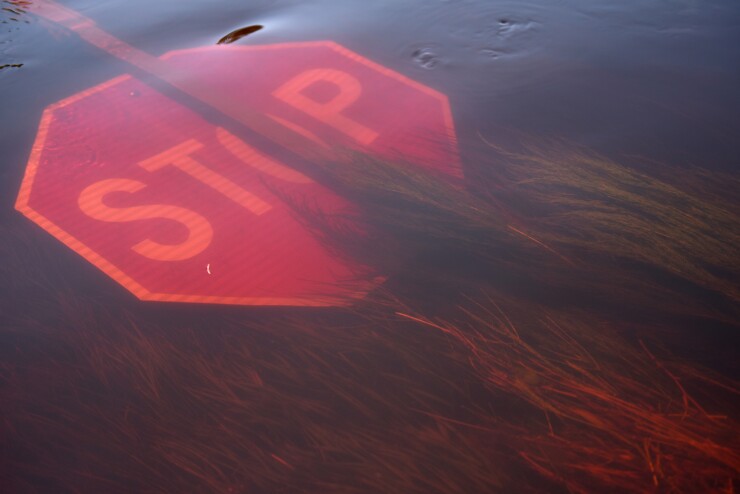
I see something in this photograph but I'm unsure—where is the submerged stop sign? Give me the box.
[16,42,460,306]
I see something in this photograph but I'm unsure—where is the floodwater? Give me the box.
[2,0,739,493]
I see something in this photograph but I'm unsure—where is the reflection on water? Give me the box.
[1,0,739,492]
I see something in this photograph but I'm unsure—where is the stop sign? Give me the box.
[161,43,460,176]
[16,42,460,306]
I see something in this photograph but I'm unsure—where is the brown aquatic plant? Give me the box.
[217,25,264,45]
[392,296,740,493]
[305,139,740,323]
[2,138,739,493]
[481,139,740,302]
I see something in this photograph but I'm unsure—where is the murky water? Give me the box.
[2,0,739,492]
[4,0,740,173]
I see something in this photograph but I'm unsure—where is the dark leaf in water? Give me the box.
[217,25,263,45]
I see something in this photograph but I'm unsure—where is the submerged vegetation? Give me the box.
[314,139,740,322]
[2,138,739,493]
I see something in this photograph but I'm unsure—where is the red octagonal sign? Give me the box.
[16,41,460,306]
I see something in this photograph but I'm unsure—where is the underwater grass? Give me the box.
[393,296,740,493]
[308,139,740,323]
[481,139,740,301]
[2,286,737,493]
[2,139,739,493]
